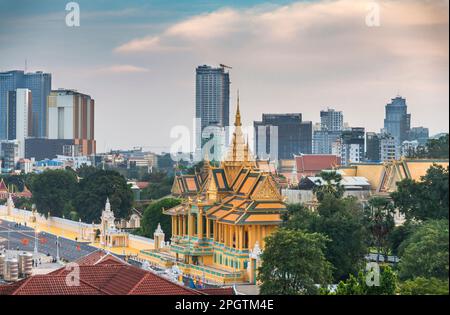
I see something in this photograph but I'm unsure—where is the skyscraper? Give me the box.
[365,132,380,162]
[24,71,52,138]
[383,96,410,145]
[6,88,32,158]
[0,70,51,139]
[320,108,343,131]
[335,127,365,165]
[0,70,25,140]
[47,89,96,155]
[195,65,230,153]
[254,113,312,160]
[313,108,343,154]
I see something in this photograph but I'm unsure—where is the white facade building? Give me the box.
[380,134,400,161]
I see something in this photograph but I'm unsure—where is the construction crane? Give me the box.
[220,63,232,70]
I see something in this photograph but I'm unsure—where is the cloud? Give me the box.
[94,64,149,74]
[114,0,448,56]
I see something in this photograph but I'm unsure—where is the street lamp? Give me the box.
[34,226,39,254]
[56,235,60,262]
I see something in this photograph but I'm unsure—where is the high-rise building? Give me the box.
[47,89,96,155]
[24,71,51,138]
[6,88,32,158]
[365,132,380,162]
[0,140,19,172]
[320,108,343,131]
[380,133,400,161]
[0,70,51,139]
[336,127,365,165]
[195,65,230,153]
[313,108,343,154]
[407,127,429,146]
[383,96,410,145]
[254,113,312,160]
[313,130,342,154]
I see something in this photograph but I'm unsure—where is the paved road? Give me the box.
[0,219,97,262]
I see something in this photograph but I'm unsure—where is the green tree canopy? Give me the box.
[139,198,181,241]
[74,170,133,223]
[391,164,449,221]
[284,196,369,282]
[312,171,344,202]
[30,169,78,217]
[327,265,397,295]
[398,277,449,295]
[398,219,449,281]
[258,228,332,295]
[364,196,396,261]
[141,174,174,200]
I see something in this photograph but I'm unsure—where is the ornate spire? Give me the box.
[234,90,241,127]
[105,197,111,212]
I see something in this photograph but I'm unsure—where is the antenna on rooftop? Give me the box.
[25,59,28,72]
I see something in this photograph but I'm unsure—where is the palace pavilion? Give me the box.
[142,101,287,284]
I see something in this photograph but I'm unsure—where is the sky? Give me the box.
[0,0,448,153]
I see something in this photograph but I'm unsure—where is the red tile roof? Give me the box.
[295,154,340,176]
[135,182,150,190]
[0,250,202,295]
[198,287,235,295]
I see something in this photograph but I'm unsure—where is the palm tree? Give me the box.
[312,171,345,202]
[364,196,395,263]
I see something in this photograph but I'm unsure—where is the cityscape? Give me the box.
[0,0,448,308]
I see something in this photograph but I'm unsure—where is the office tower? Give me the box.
[47,89,96,155]
[379,133,400,161]
[24,71,51,137]
[365,132,380,161]
[0,140,19,171]
[336,127,365,165]
[0,70,25,140]
[320,108,343,131]
[0,70,51,139]
[313,130,342,154]
[313,108,343,154]
[6,88,32,158]
[24,138,77,161]
[383,96,410,145]
[254,113,312,160]
[407,127,429,146]
[195,65,230,153]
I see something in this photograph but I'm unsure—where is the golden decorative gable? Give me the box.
[171,177,182,195]
[251,176,281,201]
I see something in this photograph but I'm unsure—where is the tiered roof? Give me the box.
[166,101,286,225]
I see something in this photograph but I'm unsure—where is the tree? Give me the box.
[76,165,98,179]
[315,195,369,281]
[140,171,175,200]
[258,228,332,295]
[364,196,396,262]
[398,219,449,281]
[139,198,181,240]
[391,164,449,221]
[30,169,78,217]
[312,171,344,202]
[327,265,397,295]
[285,196,368,282]
[399,277,449,295]
[74,170,133,223]
[388,221,419,256]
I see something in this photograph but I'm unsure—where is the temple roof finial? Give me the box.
[234,90,241,127]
